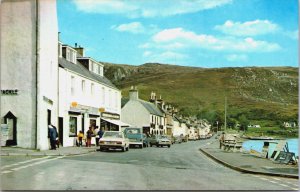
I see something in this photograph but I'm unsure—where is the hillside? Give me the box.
[103,62,298,126]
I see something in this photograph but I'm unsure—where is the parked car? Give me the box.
[124,127,147,148]
[164,135,175,144]
[148,135,171,148]
[142,133,149,147]
[99,131,129,152]
[174,135,183,144]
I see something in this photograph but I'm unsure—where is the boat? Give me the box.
[248,136,274,140]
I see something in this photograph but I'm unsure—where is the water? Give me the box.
[242,138,298,157]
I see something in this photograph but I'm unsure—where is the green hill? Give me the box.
[103,62,298,128]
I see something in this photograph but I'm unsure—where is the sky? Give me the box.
[57,0,299,68]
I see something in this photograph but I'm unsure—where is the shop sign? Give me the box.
[102,112,120,119]
[1,89,18,95]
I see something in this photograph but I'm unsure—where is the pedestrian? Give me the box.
[219,132,225,149]
[77,131,84,147]
[48,124,57,150]
[94,126,100,146]
[51,124,59,148]
[86,127,93,147]
[98,127,104,139]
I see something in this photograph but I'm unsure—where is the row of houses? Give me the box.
[121,88,212,140]
[0,0,211,150]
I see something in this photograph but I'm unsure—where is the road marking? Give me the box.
[1,156,51,170]
[1,156,65,174]
[279,184,289,187]
[269,180,277,184]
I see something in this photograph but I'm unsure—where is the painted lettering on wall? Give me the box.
[1,89,18,95]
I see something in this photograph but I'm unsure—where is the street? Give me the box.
[1,138,298,190]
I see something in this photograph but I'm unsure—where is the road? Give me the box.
[1,138,298,190]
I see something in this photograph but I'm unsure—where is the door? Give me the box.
[58,117,63,146]
[3,111,17,146]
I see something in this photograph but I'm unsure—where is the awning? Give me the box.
[101,118,131,127]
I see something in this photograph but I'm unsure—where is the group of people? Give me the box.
[77,126,104,147]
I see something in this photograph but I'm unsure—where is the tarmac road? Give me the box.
[1,138,298,190]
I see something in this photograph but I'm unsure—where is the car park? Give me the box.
[99,131,129,152]
[148,135,171,148]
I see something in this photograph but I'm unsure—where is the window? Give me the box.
[69,116,77,137]
[82,80,85,93]
[93,63,99,74]
[109,89,112,107]
[71,76,75,96]
[66,49,70,61]
[100,66,103,76]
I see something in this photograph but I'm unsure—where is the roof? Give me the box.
[139,100,164,117]
[58,57,118,90]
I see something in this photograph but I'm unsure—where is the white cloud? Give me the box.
[73,0,232,18]
[143,51,152,57]
[215,20,280,36]
[285,30,298,40]
[111,22,145,34]
[226,54,248,62]
[148,28,281,52]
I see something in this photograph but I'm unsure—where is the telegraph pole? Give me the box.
[224,96,227,132]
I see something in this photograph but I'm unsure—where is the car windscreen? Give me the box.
[125,128,141,134]
[103,132,122,138]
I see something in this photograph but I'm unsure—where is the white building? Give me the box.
[58,43,123,147]
[1,0,58,150]
[121,87,166,135]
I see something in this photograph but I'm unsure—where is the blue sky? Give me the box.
[57,0,298,68]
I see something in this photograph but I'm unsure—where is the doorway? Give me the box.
[3,111,17,146]
[58,117,63,146]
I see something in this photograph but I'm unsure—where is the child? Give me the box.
[77,131,84,147]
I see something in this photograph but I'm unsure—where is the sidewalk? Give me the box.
[200,140,299,179]
[0,145,98,156]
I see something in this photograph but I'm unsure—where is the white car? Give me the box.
[99,131,129,152]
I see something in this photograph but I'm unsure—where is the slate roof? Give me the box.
[58,57,117,90]
[139,100,164,117]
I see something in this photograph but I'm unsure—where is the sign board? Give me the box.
[274,151,295,164]
[1,89,18,95]
[1,124,9,146]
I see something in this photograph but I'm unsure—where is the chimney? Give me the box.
[129,86,138,100]
[74,45,85,57]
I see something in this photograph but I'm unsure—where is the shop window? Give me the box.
[69,116,77,137]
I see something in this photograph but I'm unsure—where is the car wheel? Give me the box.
[122,146,126,152]
[150,144,152,147]
[126,146,129,151]
[168,145,171,148]
[140,144,143,149]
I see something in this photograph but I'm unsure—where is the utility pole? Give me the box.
[224,96,227,132]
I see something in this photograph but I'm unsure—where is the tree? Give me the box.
[238,114,249,131]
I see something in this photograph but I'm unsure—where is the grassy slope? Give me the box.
[103,63,298,122]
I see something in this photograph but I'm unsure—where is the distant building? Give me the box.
[1,0,58,150]
[283,122,297,128]
[121,87,166,135]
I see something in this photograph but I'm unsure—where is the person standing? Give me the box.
[48,125,57,150]
[94,126,100,146]
[77,131,84,147]
[86,127,93,147]
[219,132,225,149]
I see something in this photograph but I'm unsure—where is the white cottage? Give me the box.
[1,0,58,150]
[121,87,166,135]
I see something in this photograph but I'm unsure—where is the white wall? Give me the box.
[36,0,58,150]
[1,0,37,149]
[121,100,150,127]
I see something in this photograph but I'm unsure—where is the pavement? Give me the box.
[0,145,98,156]
[1,141,298,179]
[200,139,299,179]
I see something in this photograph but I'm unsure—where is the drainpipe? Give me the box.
[35,0,39,149]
